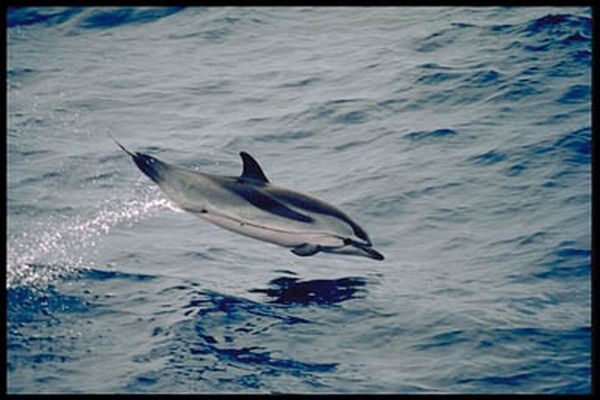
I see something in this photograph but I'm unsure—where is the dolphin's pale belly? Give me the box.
[197,207,345,249]
[159,168,360,247]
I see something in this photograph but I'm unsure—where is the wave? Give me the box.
[78,7,185,29]
[7,7,84,28]
[8,7,185,29]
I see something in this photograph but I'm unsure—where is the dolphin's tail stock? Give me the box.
[111,136,168,184]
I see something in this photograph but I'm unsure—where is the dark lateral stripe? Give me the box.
[270,191,371,244]
[224,183,314,223]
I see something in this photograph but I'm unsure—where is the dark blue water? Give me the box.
[7,7,591,393]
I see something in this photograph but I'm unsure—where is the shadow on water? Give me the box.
[145,274,373,390]
[7,266,369,391]
[157,274,372,390]
[249,275,368,306]
[155,284,344,391]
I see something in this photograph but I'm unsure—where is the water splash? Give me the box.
[6,187,181,289]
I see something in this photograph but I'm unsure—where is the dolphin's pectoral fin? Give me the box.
[291,243,322,257]
[240,151,269,183]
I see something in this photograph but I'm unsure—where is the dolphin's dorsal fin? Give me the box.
[240,151,269,183]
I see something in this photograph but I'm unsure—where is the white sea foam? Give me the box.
[6,188,181,289]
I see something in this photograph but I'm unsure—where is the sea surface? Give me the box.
[6,6,592,394]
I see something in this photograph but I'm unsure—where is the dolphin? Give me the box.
[115,141,384,261]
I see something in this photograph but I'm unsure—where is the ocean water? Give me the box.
[6,7,592,394]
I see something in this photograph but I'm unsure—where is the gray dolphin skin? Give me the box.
[115,140,384,261]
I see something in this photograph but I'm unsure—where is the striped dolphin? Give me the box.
[115,141,384,261]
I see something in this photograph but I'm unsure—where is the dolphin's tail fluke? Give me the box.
[112,137,136,157]
[112,137,168,184]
